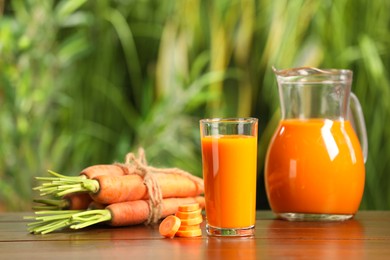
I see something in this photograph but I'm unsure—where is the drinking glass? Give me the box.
[200,118,258,236]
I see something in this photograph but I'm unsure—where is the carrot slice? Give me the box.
[179,215,203,226]
[175,209,202,219]
[178,203,200,212]
[178,224,201,231]
[159,215,181,238]
[176,228,202,237]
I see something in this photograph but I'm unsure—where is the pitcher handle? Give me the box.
[349,93,368,162]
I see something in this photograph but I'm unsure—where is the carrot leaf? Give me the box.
[24,209,112,234]
[24,210,83,234]
[33,170,99,197]
[70,210,111,229]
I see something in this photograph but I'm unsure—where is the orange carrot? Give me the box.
[33,164,129,210]
[90,174,147,204]
[159,215,181,238]
[106,196,205,227]
[88,201,107,210]
[34,166,130,198]
[79,164,128,179]
[35,169,204,204]
[32,193,93,210]
[63,193,93,210]
[89,173,204,204]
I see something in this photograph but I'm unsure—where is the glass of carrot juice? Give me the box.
[200,118,258,236]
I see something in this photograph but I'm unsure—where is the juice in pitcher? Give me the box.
[265,119,365,218]
[200,118,258,236]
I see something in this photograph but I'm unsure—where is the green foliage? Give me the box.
[1,0,389,211]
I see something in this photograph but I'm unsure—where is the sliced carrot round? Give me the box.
[159,215,181,238]
[176,228,202,237]
[178,203,200,212]
[175,209,202,219]
[179,215,203,226]
[178,224,200,231]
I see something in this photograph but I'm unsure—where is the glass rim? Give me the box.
[273,66,352,77]
[273,66,353,84]
[200,117,258,124]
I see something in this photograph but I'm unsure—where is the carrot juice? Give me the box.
[201,135,257,229]
[265,119,365,217]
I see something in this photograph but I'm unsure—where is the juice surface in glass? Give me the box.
[265,119,365,215]
[201,135,257,228]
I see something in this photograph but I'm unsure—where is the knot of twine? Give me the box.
[115,148,203,225]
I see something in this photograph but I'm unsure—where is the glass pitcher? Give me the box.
[265,67,368,221]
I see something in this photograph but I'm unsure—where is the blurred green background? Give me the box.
[1,0,389,211]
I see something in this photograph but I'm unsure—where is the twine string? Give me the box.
[115,148,203,225]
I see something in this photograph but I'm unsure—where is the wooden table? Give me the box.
[1,211,389,259]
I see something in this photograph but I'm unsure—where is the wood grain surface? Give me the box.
[1,211,389,259]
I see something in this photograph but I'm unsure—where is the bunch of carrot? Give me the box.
[26,151,205,235]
